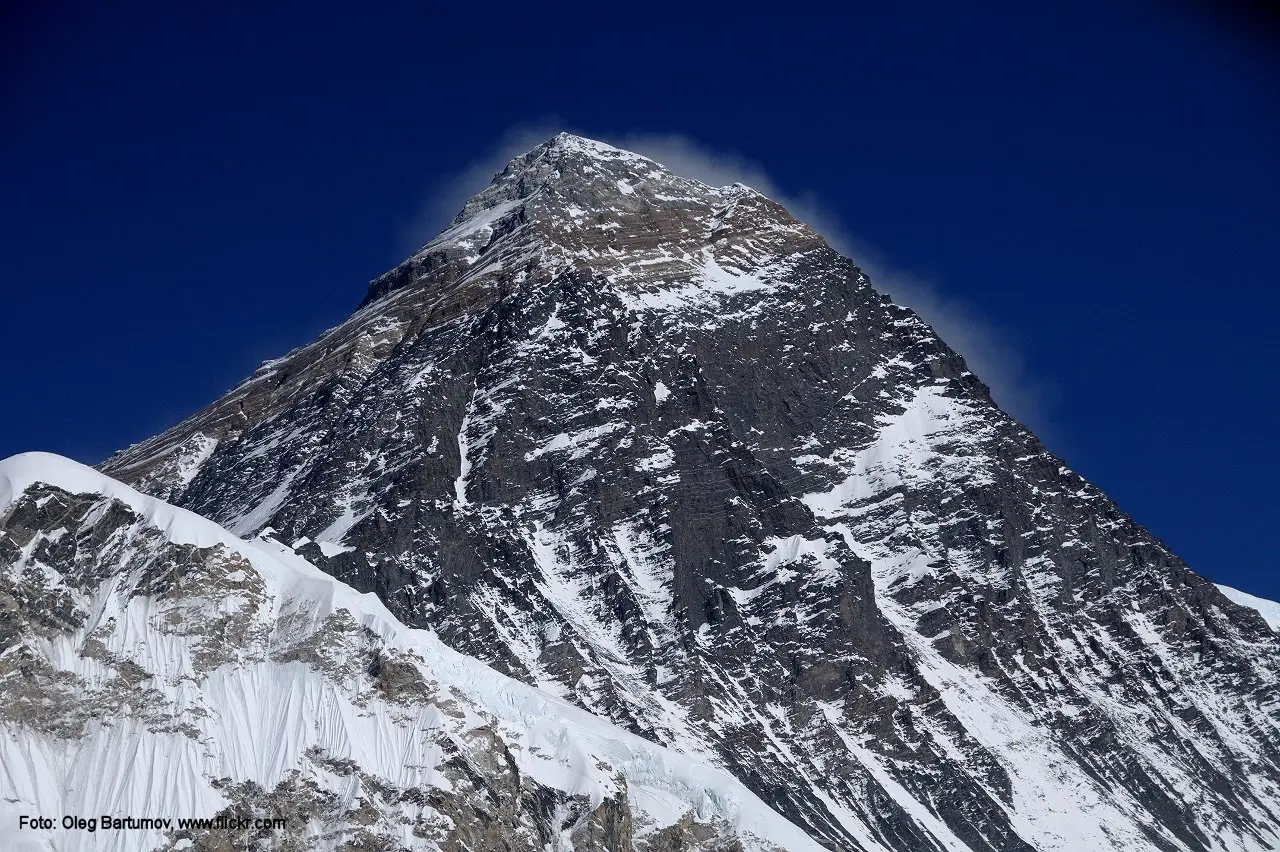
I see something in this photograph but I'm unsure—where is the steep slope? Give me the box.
[0,451,827,852]
[1217,586,1280,632]
[98,134,1280,851]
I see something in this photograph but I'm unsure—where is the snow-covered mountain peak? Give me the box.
[543,132,659,166]
[374,132,815,309]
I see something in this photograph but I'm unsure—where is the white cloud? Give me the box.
[401,125,1054,435]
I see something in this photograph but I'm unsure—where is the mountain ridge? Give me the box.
[0,451,825,852]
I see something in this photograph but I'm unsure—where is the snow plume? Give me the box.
[402,125,1052,434]
[613,132,1054,437]
[830,241,1056,439]
[397,118,566,257]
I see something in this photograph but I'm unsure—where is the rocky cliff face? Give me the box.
[94,133,1280,851]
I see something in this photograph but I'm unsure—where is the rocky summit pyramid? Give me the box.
[5,133,1278,851]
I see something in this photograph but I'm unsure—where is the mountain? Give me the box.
[5,132,1276,851]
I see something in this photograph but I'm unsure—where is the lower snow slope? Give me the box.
[0,452,825,852]
[1217,585,1280,632]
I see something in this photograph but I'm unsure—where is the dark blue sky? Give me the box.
[3,1,1277,598]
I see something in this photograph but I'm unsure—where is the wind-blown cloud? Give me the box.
[836,246,1054,438]
[400,125,1054,435]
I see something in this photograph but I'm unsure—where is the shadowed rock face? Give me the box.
[100,133,1280,851]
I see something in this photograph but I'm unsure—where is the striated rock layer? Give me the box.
[94,134,1280,851]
